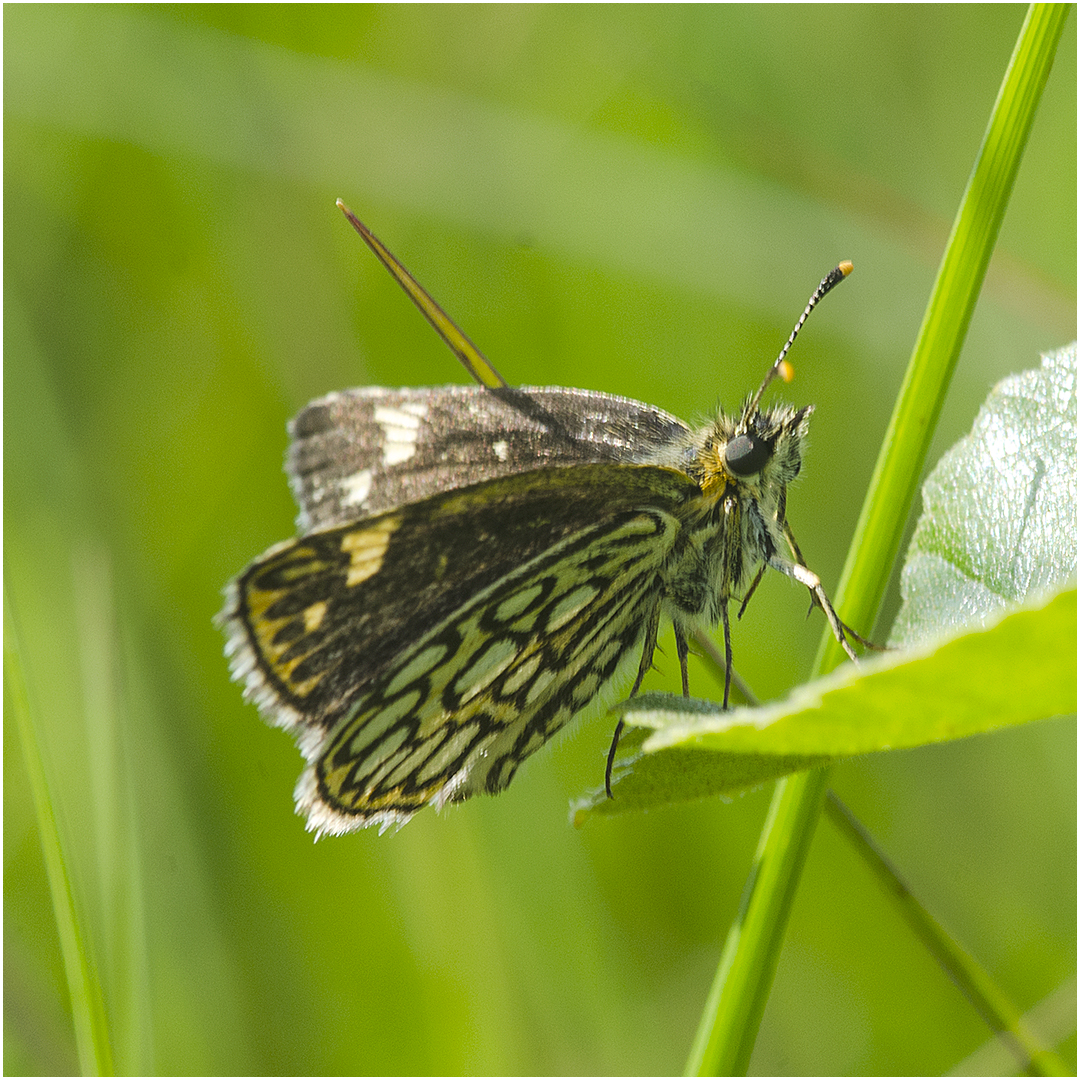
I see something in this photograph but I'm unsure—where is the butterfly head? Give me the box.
[694,259,852,499]
[696,401,813,503]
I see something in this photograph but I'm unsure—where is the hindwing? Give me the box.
[221,462,698,834]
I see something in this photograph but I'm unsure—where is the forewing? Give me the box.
[220,462,697,832]
[288,385,692,530]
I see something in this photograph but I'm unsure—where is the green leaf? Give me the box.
[891,343,1077,646]
[575,585,1075,822]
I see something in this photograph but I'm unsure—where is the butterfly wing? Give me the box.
[288,385,692,530]
[221,461,698,834]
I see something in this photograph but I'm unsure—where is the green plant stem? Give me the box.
[694,626,1071,1074]
[825,792,1072,1077]
[5,584,115,1076]
[686,5,1070,1074]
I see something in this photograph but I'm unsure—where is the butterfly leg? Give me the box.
[768,554,858,663]
[604,725,624,800]
[778,521,881,654]
[736,564,767,619]
[605,599,662,799]
[674,624,690,696]
[719,599,733,708]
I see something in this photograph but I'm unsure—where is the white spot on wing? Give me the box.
[339,468,373,508]
[492,439,509,462]
[374,403,428,466]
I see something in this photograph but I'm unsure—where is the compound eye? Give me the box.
[725,433,772,476]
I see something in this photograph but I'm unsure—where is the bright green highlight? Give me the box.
[892,345,1076,645]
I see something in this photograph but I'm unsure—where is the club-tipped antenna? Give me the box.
[741,261,853,423]
[337,200,509,389]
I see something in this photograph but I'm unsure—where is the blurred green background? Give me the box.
[5,5,1075,1075]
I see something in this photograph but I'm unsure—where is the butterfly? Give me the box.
[218,201,868,836]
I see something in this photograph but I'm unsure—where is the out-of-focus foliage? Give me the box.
[5,7,1075,1074]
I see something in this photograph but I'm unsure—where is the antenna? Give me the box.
[742,261,853,422]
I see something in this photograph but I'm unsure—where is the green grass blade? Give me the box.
[824,792,1073,1077]
[5,583,115,1076]
[826,1,1073,647]
[685,765,830,1076]
[686,5,1072,1074]
[72,542,155,1074]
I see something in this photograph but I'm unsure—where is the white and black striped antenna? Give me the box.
[741,260,853,424]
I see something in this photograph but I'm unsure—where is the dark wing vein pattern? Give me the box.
[221,462,696,834]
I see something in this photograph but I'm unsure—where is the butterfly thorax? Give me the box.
[655,400,813,622]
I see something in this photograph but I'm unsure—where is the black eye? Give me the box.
[725,433,772,476]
